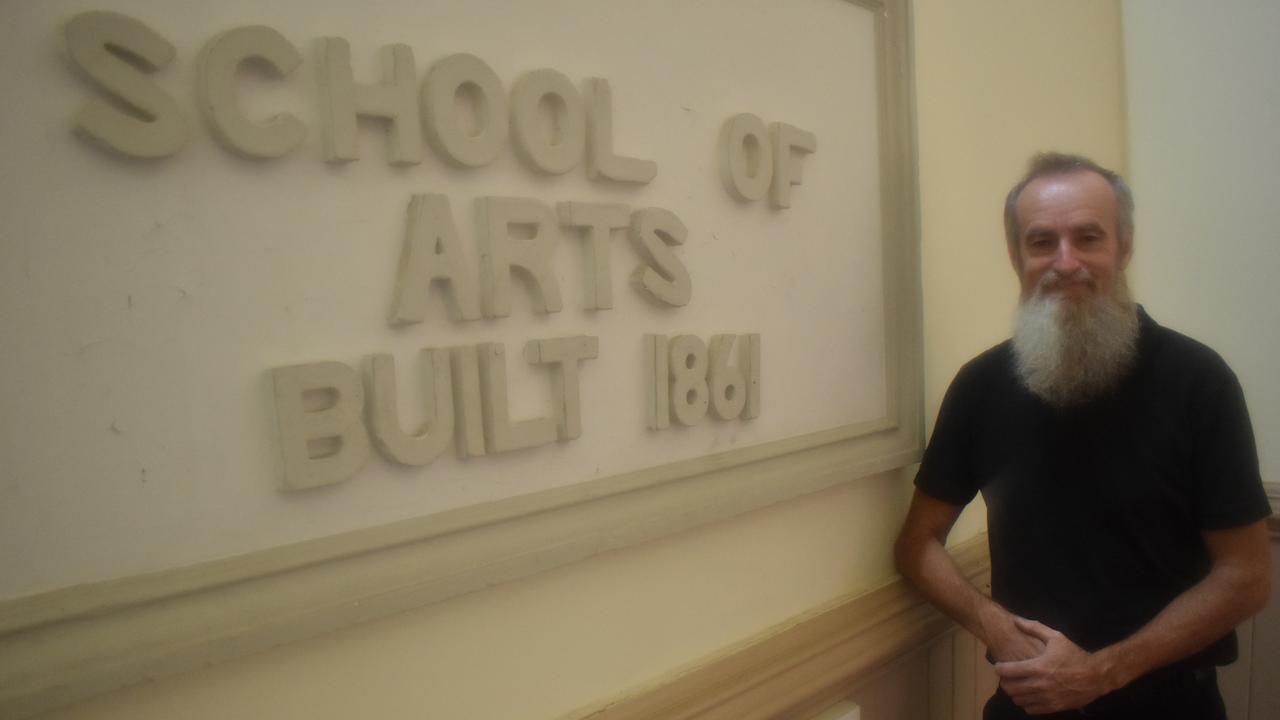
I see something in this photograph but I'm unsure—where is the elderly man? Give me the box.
[895,153,1271,718]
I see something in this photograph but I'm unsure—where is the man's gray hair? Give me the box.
[1003,152,1135,259]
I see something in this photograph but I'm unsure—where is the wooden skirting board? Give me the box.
[564,535,990,720]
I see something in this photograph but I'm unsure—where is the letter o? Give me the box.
[510,69,586,175]
[421,53,509,168]
[719,113,773,201]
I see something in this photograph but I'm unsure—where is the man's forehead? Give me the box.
[1016,170,1118,228]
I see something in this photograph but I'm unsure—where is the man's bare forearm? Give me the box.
[894,491,1044,660]
[895,530,993,638]
[1094,522,1271,687]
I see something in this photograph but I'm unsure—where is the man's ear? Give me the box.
[1118,234,1134,271]
[1007,240,1023,276]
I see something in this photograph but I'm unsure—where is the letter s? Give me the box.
[64,11,188,158]
[629,207,691,307]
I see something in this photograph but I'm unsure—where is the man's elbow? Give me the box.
[1246,569,1271,616]
[1243,537,1273,616]
[893,533,910,577]
[1207,521,1273,618]
[1226,558,1272,618]
[893,528,926,580]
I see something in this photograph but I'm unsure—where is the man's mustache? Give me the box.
[1035,268,1096,296]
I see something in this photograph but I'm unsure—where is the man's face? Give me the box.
[1011,170,1131,303]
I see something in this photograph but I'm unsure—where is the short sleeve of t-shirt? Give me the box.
[1190,355,1271,530]
[914,360,983,507]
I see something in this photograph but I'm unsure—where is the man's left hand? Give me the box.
[993,617,1118,715]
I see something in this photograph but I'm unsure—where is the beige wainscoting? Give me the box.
[563,535,990,720]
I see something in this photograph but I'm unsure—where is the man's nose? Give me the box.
[1052,241,1082,273]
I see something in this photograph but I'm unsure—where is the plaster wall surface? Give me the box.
[24,1,1129,718]
[1121,0,1280,485]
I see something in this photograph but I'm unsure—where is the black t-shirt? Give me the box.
[915,307,1270,665]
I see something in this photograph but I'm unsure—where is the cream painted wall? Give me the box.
[33,2,1129,718]
[1122,0,1280,486]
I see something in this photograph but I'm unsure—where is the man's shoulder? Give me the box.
[954,339,1017,386]
[1144,312,1236,378]
[936,340,1021,410]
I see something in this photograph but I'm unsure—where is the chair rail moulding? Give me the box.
[0,0,920,717]
[561,535,990,720]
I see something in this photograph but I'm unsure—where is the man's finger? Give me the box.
[1006,691,1045,712]
[993,658,1039,678]
[1012,615,1058,642]
[999,677,1039,694]
[1001,681,1046,704]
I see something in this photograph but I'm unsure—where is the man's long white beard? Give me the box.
[1012,269,1139,407]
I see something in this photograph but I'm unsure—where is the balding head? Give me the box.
[1004,152,1134,264]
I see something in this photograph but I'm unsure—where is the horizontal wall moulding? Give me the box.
[563,535,990,720]
[0,418,919,720]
